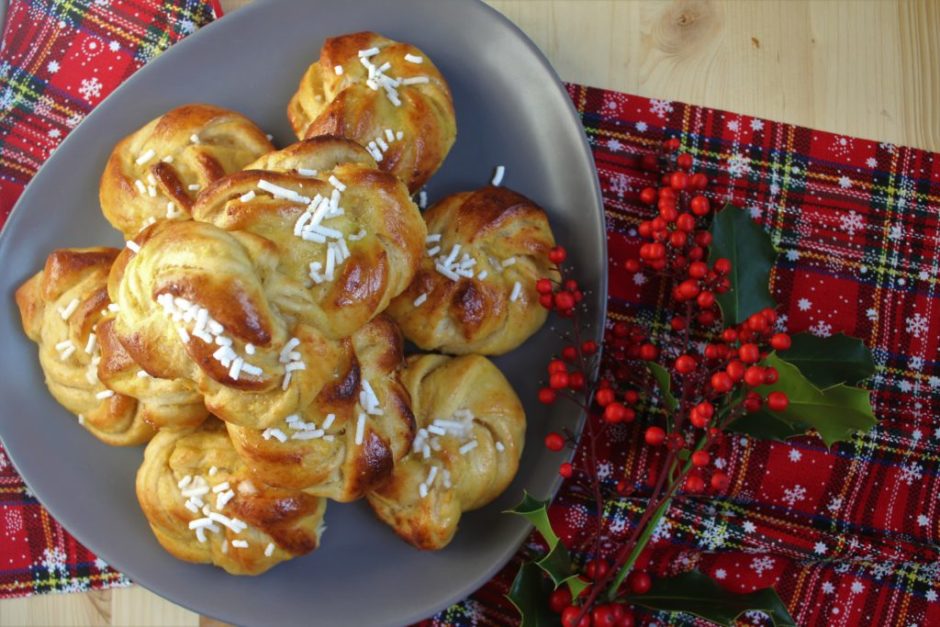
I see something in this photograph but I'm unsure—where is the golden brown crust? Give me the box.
[136,419,326,575]
[15,248,155,446]
[100,104,274,238]
[226,315,415,502]
[366,354,525,550]
[108,220,342,429]
[287,32,456,193]
[387,186,559,355]
[191,137,427,339]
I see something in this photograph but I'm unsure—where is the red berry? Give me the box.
[616,479,630,495]
[694,230,713,247]
[687,261,708,279]
[639,186,657,204]
[744,391,762,413]
[623,390,639,404]
[641,153,659,170]
[536,278,554,294]
[676,153,693,170]
[604,402,627,423]
[545,432,565,451]
[676,279,700,300]
[667,432,685,451]
[554,291,576,311]
[690,195,710,216]
[569,372,586,390]
[744,366,765,387]
[664,138,681,151]
[696,290,715,308]
[625,259,641,273]
[696,401,715,418]
[549,587,572,613]
[684,474,705,492]
[670,316,687,331]
[538,388,557,404]
[721,328,738,342]
[639,343,659,360]
[697,310,717,326]
[585,559,610,580]
[658,196,677,216]
[561,606,590,627]
[725,360,745,381]
[617,612,635,627]
[761,307,778,323]
[595,388,616,407]
[539,294,554,309]
[645,426,666,446]
[582,340,598,355]
[689,408,709,429]
[711,372,734,392]
[739,343,760,363]
[549,246,567,264]
[668,231,687,248]
[559,347,577,363]
[549,359,567,374]
[688,245,705,261]
[674,355,696,374]
[767,391,789,411]
[690,172,709,189]
[550,372,570,389]
[637,221,652,238]
[691,450,710,467]
[559,462,573,479]
[676,212,696,232]
[670,171,689,191]
[593,605,619,627]
[612,322,630,338]
[713,257,731,274]
[628,571,652,594]
[703,344,721,360]
[746,314,768,333]
[711,471,730,490]
[763,367,779,384]
[770,333,791,351]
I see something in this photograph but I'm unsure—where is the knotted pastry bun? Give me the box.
[108,220,342,430]
[15,248,155,445]
[287,32,456,193]
[137,419,327,575]
[386,187,559,355]
[192,137,426,339]
[100,104,274,238]
[367,354,525,550]
[227,316,415,502]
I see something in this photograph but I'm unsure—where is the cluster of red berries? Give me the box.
[539,338,600,466]
[547,559,652,626]
[536,246,583,317]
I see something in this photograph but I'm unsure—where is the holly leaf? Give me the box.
[625,571,795,626]
[708,204,777,325]
[507,561,561,627]
[778,333,875,389]
[728,353,877,446]
[647,361,678,412]
[507,493,589,597]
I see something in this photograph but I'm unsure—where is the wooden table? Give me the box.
[1,0,937,625]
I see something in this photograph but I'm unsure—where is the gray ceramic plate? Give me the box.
[0,0,606,624]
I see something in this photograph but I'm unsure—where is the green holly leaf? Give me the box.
[778,333,875,389]
[728,353,877,446]
[708,204,777,325]
[507,561,561,627]
[506,493,589,598]
[625,571,796,626]
[647,361,678,412]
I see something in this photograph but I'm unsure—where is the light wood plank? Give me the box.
[3,0,938,624]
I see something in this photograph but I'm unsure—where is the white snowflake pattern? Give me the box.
[635,121,648,132]
[930,376,940,389]
[830,136,855,158]
[888,224,903,240]
[109,40,120,52]
[607,138,623,152]
[0,88,16,110]
[179,19,196,35]
[699,518,729,550]
[798,298,812,311]
[66,112,84,128]
[788,449,802,462]
[78,77,103,102]
[838,175,853,189]
[911,356,925,371]
[603,92,626,115]
[727,153,750,178]
[713,457,727,470]
[866,157,878,168]
[781,484,807,507]
[871,561,895,580]
[839,210,864,236]
[899,462,923,485]
[906,313,928,338]
[38,547,68,576]
[608,172,630,199]
[927,590,938,603]
[633,273,647,286]
[913,429,923,441]
[750,119,764,131]
[715,568,727,579]
[565,503,589,528]
[775,314,789,332]
[81,36,104,58]
[866,308,878,321]
[651,517,672,543]
[750,556,775,576]
[822,582,835,594]
[742,520,757,533]
[748,205,762,218]
[769,182,781,195]
[814,541,827,554]
[727,119,740,132]
[879,142,897,154]
[47,60,60,74]
[786,250,800,261]
[94,557,109,570]
[596,461,613,480]
[649,98,674,119]
[47,129,61,139]
[3,508,22,535]
[810,320,833,338]
[850,580,865,594]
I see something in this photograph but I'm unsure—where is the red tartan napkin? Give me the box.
[2,2,939,626]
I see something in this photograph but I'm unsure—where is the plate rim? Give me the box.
[0,0,608,623]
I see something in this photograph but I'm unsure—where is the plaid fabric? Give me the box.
[2,4,939,627]
[0,0,217,598]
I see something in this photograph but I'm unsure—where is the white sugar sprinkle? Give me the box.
[231,540,248,549]
[418,483,429,499]
[495,441,505,452]
[258,179,310,204]
[136,370,150,378]
[501,257,517,267]
[491,165,505,187]
[264,542,275,557]
[95,389,114,400]
[177,475,192,489]
[322,413,336,430]
[77,414,85,425]
[135,149,155,165]
[355,413,366,445]
[188,184,200,191]
[510,281,522,302]
[477,270,489,280]
[211,481,230,493]
[134,179,146,194]
[208,466,218,476]
[216,489,235,510]
[358,47,380,58]
[328,175,346,191]
[298,168,318,177]
[404,53,423,64]
[126,241,140,253]
[334,65,344,75]
[221,539,228,554]
[413,293,428,307]
[82,332,97,354]
[426,233,442,243]
[190,133,200,144]
[239,190,256,202]
[262,428,288,443]
[402,76,429,85]
[59,298,80,320]
[426,245,440,257]
[459,440,479,455]
[245,343,255,355]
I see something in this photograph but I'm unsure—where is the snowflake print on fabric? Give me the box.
[866,157,878,168]
[77,77,103,102]
[699,518,729,550]
[608,172,630,199]
[596,461,613,481]
[751,556,775,577]
[727,153,750,178]
[899,462,923,486]
[602,91,627,118]
[635,121,647,132]
[838,175,853,189]
[839,211,864,236]
[798,298,812,311]
[750,119,764,131]
[47,60,60,73]
[830,135,855,158]
[565,503,590,529]
[788,449,803,462]
[81,36,104,59]
[606,138,623,152]
[633,272,647,286]
[727,119,740,132]
[911,355,925,371]
[38,547,68,577]
[781,484,807,507]
[907,313,928,338]
[715,568,727,580]
[822,582,836,594]
[650,517,672,543]
[814,542,827,555]
[649,98,674,119]
[810,320,833,338]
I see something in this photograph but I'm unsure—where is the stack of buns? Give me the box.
[15,32,558,575]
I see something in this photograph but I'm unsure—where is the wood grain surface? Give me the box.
[2,0,937,625]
